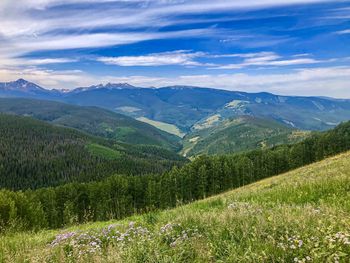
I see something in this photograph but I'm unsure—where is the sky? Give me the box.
[0,0,350,97]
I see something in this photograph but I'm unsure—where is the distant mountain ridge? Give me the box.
[1,79,350,133]
[71,82,140,93]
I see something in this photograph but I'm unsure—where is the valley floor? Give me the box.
[1,152,350,262]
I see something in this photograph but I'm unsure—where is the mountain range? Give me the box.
[2,79,350,131]
[1,78,350,156]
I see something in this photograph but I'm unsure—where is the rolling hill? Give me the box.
[182,115,310,157]
[1,151,349,262]
[0,98,182,151]
[0,114,186,190]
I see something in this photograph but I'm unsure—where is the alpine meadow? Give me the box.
[0,1,350,263]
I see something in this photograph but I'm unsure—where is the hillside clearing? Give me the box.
[136,117,185,138]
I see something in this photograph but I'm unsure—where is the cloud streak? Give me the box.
[97,51,329,68]
[0,0,336,54]
[210,52,324,69]
[336,29,350,34]
[97,50,207,66]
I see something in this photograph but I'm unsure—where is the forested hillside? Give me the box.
[0,114,186,190]
[0,120,349,232]
[0,98,181,151]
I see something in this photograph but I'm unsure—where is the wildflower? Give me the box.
[298,240,303,247]
[50,232,76,247]
[160,223,178,233]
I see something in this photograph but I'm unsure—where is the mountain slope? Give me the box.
[0,114,186,190]
[182,115,310,157]
[2,151,349,262]
[0,98,182,151]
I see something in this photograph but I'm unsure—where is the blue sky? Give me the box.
[0,0,350,97]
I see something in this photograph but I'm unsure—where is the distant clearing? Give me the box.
[87,143,121,160]
[137,117,185,138]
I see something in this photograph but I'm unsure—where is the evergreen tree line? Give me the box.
[1,121,349,233]
[0,114,186,190]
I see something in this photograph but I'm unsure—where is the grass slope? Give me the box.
[1,152,349,262]
[182,116,310,157]
[0,98,181,151]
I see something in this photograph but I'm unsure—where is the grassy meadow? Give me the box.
[1,152,350,262]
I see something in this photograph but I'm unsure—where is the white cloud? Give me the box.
[0,57,77,67]
[26,58,77,65]
[264,58,320,66]
[0,29,215,56]
[336,29,350,34]
[97,51,330,68]
[292,53,311,57]
[97,50,208,66]
[211,52,323,69]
